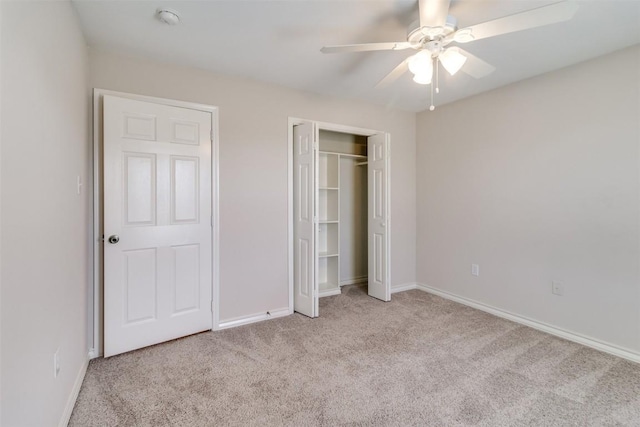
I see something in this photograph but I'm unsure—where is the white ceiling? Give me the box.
[72,0,640,112]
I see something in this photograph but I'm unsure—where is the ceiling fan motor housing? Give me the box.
[407,15,458,48]
[425,40,444,55]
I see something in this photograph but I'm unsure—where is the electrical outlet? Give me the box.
[53,349,61,378]
[552,281,564,296]
[471,264,480,277]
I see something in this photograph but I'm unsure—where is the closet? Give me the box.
[292,120,390,318]
[317,130,368,297]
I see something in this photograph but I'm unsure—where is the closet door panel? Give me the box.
[293,122,318,317]
[367,134,390,301]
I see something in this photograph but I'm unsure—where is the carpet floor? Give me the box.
[70,285,640,426]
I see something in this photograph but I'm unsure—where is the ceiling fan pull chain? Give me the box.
[435,57,440,94]
[430,83,435,111]
[430,57,436,111]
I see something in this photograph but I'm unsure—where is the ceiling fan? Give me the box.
[321,0,578,110]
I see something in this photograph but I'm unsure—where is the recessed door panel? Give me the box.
[124,248,157,324]
[172,244,200,314]
[124,153,156,226]
[373,233,383,284]
[374,169,383,219]
[171,156,199,224]
[298,131,311,155]
[298,164,310,221]
[372,140,383,161]
[123,112,157,141]
[171,119,200,145]
[297,239,311,297]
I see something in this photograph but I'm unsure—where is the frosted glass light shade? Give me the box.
[408,51,433,76]
[413,72,432,85]
[409,51,433,85]
[440,47,467,76]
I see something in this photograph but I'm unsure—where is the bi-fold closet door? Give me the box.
[293,122,319,318]
[293,121,390,318]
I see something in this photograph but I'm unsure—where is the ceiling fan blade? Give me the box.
[460,1,579,42]
[419,0,451,28]
[321,42,412,54]
[376,59,410,89]
[455,48,495,79]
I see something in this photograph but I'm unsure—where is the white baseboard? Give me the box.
[415,283,640,364]
[391,282,418,293]
[319,288,342,298]
[340,276,368,286]
[58,356,89,427]
[217,307,291,330]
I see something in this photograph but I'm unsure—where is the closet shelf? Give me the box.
[319,150,367,160]
[318,252,339,258]
[318,220,339,224]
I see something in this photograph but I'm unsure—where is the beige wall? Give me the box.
[1,0,637,420]
[0,1,91,425]
[89,50,417,323]
[416,45,640,353]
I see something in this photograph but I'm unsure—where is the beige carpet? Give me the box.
[70,285,640,426]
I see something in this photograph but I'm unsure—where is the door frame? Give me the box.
[287,117,391,314]
[90,89,220,358]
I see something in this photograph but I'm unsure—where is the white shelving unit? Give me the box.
[316,129,368,298]
[318,152,341,297]
[317,149,368,297]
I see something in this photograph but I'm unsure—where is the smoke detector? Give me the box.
[156,8,180,25]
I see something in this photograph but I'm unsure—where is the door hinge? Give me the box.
[210,130,214,142]
[211,300,214,313]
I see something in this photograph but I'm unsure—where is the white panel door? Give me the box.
[293,122,318,318]
[103,95,213,357]
[368,133,390,301]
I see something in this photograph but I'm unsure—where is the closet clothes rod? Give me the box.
[356,161,368,166]
[318,150,367,160]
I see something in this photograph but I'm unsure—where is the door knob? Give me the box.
[108,235,120,244]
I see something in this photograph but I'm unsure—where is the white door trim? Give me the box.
[91,89,220,358]
[287,117,391,314]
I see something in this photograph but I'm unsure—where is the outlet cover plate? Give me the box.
[471,264,480,277]
[552,281,564,296]
[54,349,61,378]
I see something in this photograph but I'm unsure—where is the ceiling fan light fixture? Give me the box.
[413,73,433,85]
[440,47,467,76]
[408,51,432,75]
